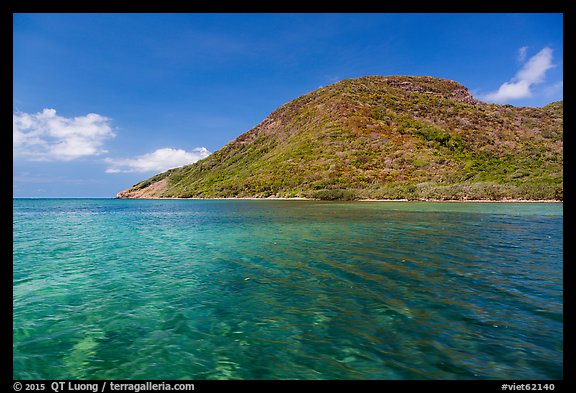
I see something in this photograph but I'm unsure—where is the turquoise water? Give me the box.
[13,199,563,380]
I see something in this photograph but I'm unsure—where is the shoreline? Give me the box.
[358,198,562,203]
[115,196,562,203]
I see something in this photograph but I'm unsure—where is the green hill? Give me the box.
[117,75,563,201]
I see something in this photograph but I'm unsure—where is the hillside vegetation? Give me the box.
[117,76,563,200]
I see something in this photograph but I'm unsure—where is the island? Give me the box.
[117,75,562,201]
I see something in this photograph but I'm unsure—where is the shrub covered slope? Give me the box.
[117,76,563,200]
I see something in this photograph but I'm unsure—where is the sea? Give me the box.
[13,199,563,380]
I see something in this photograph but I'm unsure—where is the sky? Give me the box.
[13,13,563,197]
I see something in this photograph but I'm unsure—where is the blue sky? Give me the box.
[13,13,563,197]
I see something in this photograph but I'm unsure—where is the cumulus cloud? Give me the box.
[484,47,555,103]
[105,147,211,173]
[13,108,115,160]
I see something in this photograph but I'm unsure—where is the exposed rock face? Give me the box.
[382,76,478,105]
[116,178,169,199]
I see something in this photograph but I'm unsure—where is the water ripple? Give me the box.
[13,199,563,379]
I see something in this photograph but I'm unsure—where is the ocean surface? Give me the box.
[13,199,563,380]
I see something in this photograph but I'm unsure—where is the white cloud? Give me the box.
[517,46,528,63]
[484,47,555,103]
[13,108,115,161]
[543,80,563,97]
[486,80,532,101]
[105,147,211,173]
[516,47,554,84]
